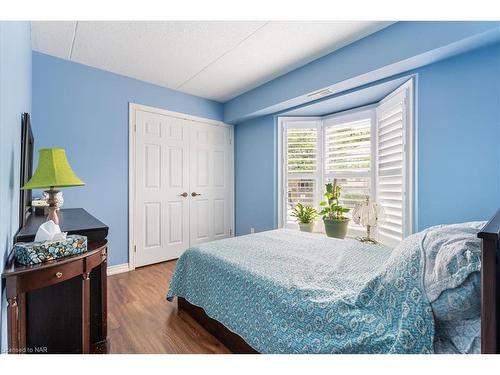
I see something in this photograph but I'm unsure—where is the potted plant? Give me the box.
[291,203,317,232]
[319,181,350,239]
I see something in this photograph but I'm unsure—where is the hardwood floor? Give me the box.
[107,260,230,354]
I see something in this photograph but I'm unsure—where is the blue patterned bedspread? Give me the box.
[167,229,435,353]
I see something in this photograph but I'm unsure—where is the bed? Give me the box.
[167,209,500,354]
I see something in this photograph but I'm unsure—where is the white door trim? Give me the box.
[128,103,234,271]
[130,103,228,127]
[128,103,136,271]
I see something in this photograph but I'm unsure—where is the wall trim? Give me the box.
[107,263,131,276]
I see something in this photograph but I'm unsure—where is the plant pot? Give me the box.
[298,222,314,233]
[323,218,349,239]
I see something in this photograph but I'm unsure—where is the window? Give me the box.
[283,121,321,225]
[324,110,374,235]
[279,81,413,245]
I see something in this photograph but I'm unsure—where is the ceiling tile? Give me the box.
[179,21,393,101]
[31,21,76,59]
[70,21,266,91]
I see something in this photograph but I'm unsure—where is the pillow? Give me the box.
[421,221,485,354]
[422,221,484,304]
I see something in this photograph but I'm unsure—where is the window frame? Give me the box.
[277,80,414,243]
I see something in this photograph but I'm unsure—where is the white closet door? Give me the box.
[135,110,190,267]
[189,122,232,246]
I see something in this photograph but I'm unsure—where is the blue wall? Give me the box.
[234,42,500,235]
[0,21,32,353]
[32,52,223,266]
[234,115,277,235]
[417,43,500,229]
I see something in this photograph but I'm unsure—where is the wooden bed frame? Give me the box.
[178,297,257,353]
[478,208,500,354]
[179,209,500,354]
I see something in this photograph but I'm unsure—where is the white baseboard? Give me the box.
[107,263,131,276]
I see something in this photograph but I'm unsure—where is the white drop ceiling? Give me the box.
[31,21,393,102]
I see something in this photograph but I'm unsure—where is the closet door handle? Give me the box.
[191,192,201,197]
[179,192,188,197]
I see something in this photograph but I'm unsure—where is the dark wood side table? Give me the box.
[2,240,109,354]
[15,208,109,243]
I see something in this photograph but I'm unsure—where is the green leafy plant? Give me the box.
[291,203,318,224]
[319,182,350,221]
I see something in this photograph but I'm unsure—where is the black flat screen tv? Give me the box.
[19,112,34,230]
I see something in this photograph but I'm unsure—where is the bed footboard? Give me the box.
[478,208,500,354]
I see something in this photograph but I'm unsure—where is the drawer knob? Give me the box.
[55,272,63,278]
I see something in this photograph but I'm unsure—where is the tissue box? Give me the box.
[14,235,88,266]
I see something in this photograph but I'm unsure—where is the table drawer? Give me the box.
[17,259,84,292]
[86,246,107,271]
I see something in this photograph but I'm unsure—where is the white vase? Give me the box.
[298,223,314,233]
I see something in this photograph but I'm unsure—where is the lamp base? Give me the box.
[355,225,378,244]
[45,188,60,225]
[355,236,379,244]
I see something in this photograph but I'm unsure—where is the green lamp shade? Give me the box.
[23,148,85,189]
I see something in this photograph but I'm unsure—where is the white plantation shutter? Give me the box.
[324,113,373,234]
[283,122,321,225]
[325,119,371,174]
[286,178,316,223]
[376,88,409,245]
[279,80,413,243]
[326,177,371,207]
[287,127,318,173]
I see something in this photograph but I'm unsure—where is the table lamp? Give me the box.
[352,196,384,244]
[22,148,85,225]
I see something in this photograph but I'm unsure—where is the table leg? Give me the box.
[101,252,108,340]
[19,293,26,351]
[7,296,19,354]
[82,272,91,354]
